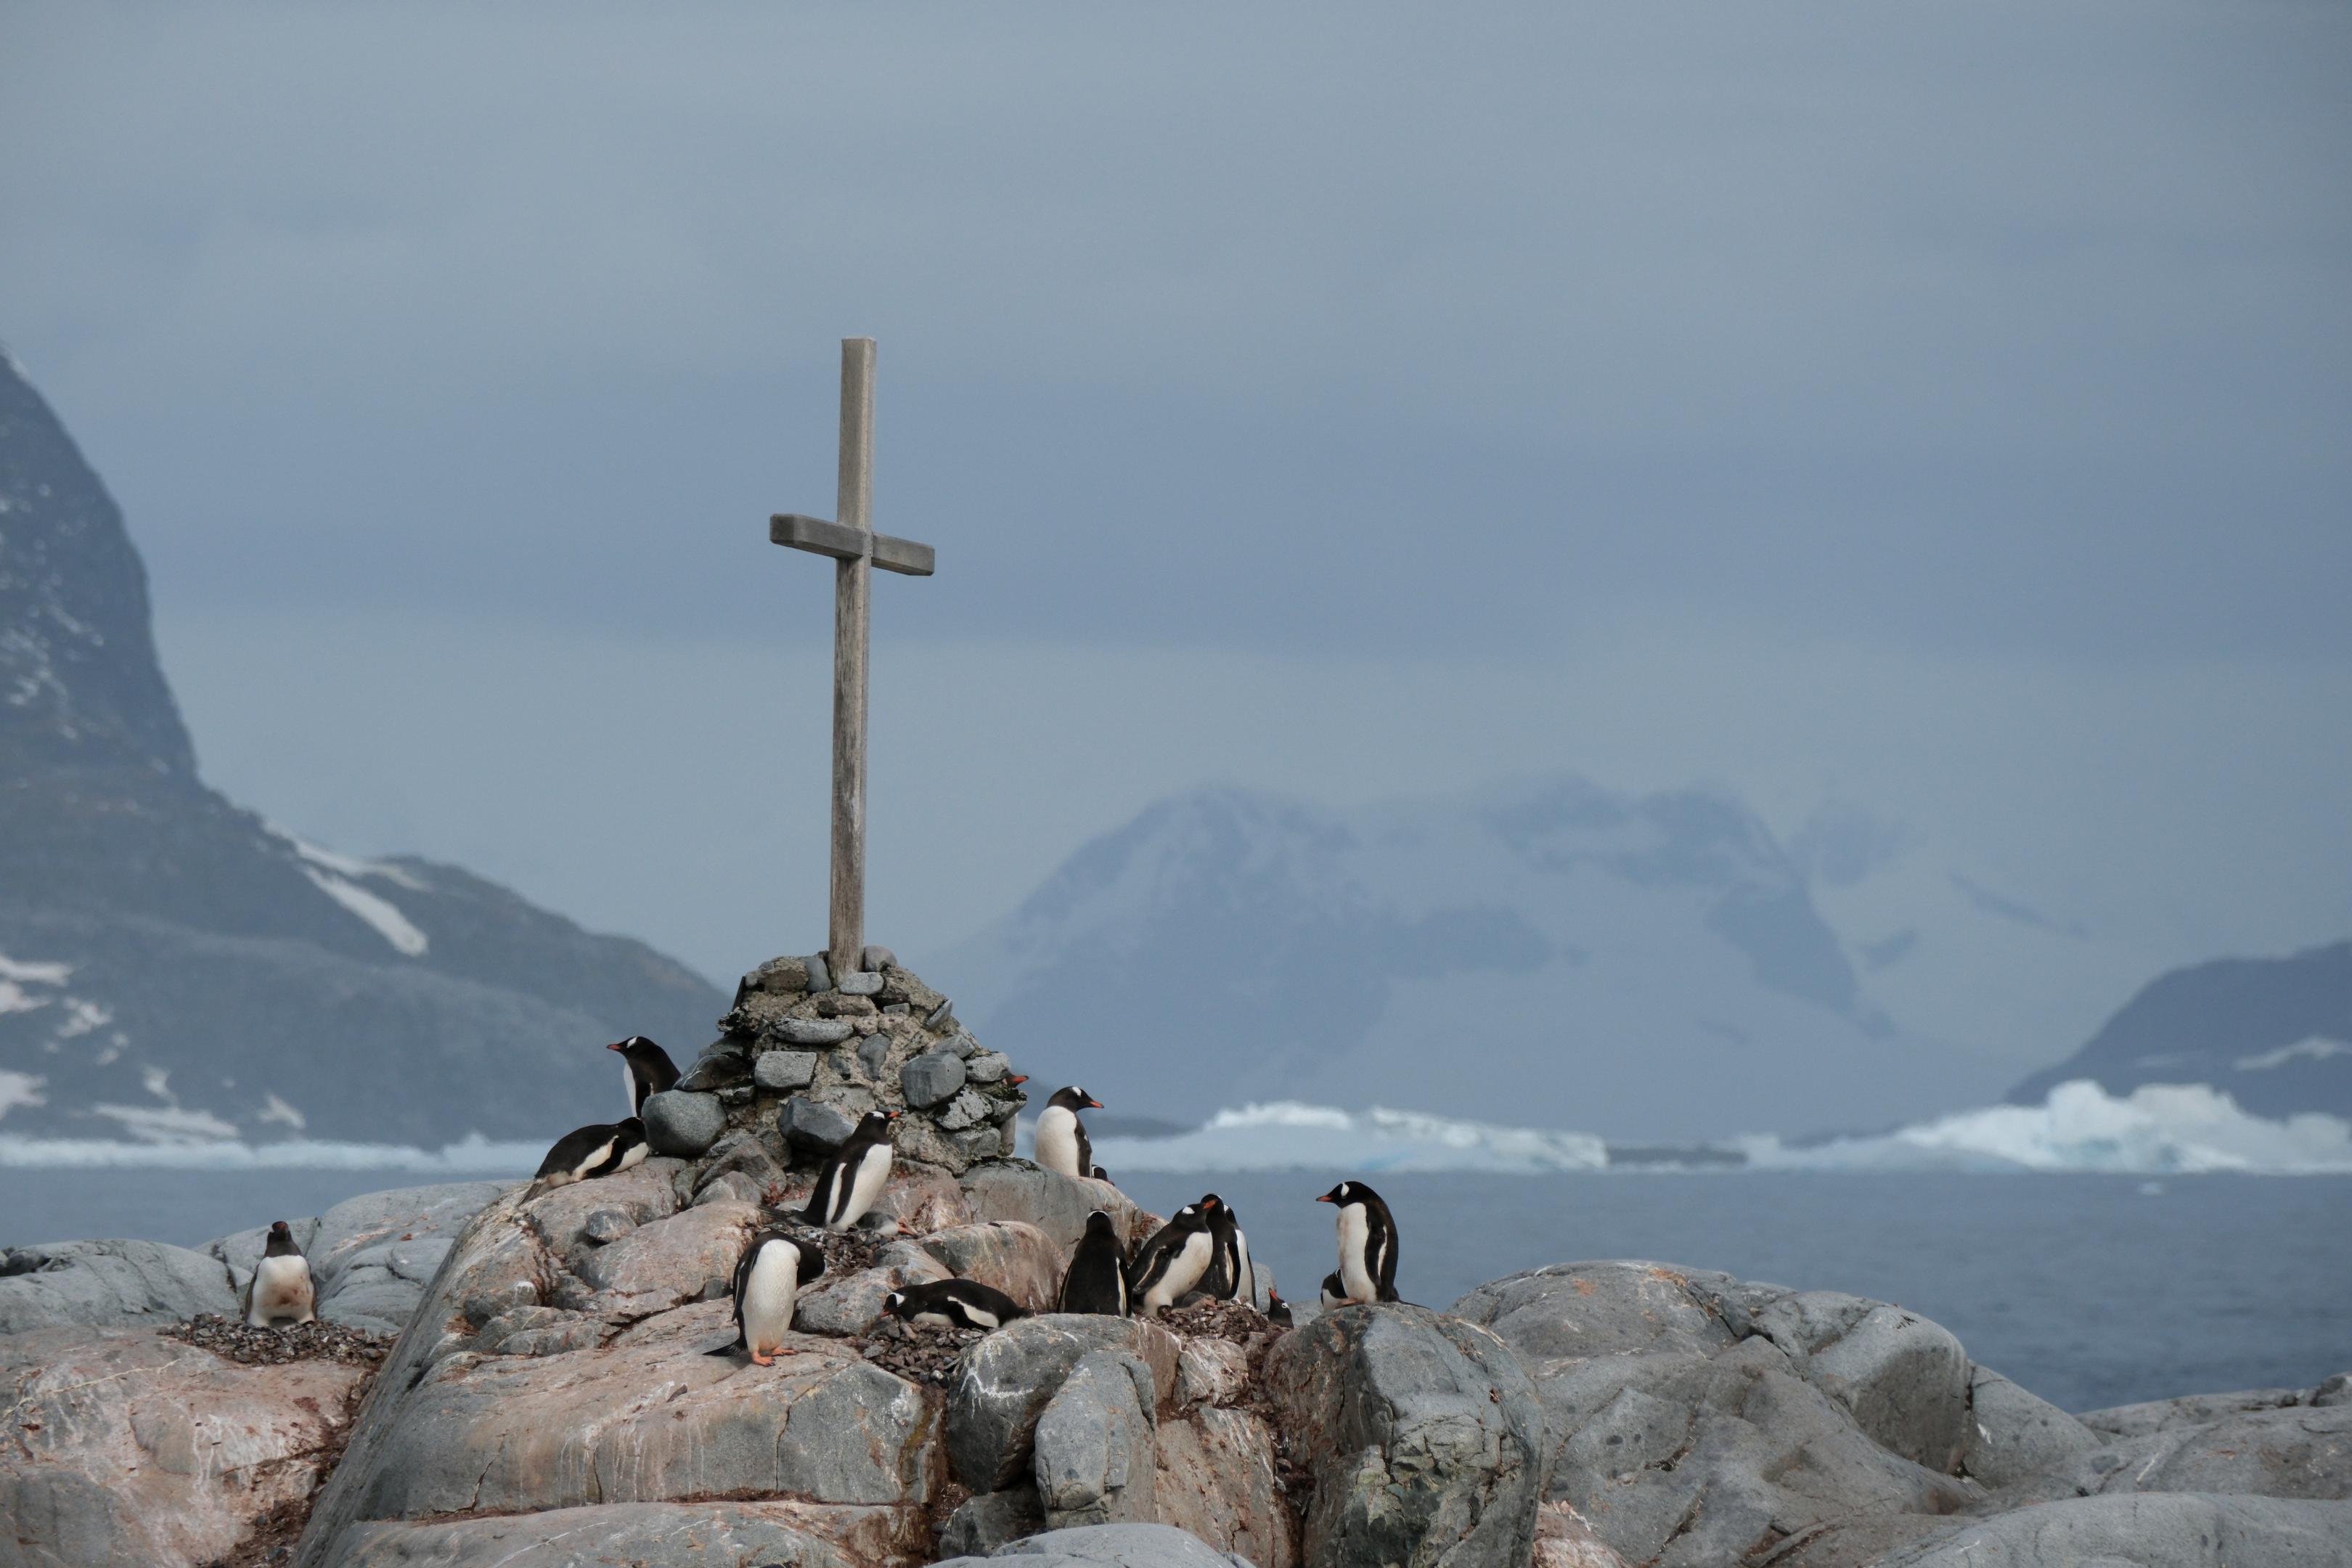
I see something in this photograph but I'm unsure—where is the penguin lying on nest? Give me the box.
[707,1230,826,1365]
[1317,1180,1401,1304]
[528,1116,649,1195]
[245,1221,316,1328]
[883,1278,1026,1331]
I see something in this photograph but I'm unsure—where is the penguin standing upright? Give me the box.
[1126,1201,1215,1317]
[1058,1209,1130,1316]
[883,1279,1027,1331]
[529,1117,647,1193]
[1200,1195,1254,1303]
[609,1036,679,1116]
[1034,1086,1101,1180]
[244,1220,315,1328]
[707,1230,825,1365]
[801,1111,899,1231]
[1316,1180,1400,1304]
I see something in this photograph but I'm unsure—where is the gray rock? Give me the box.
[323,1499,888,1567]
[962,1159,1160,1253]
[2318,1374,2352,1408]
[838,969,886,996]
[776,1016,856,1045]
[693,1171,764,1208]
[0,1238,238,1333]
[1036,1350,1160,1528]
[2083,1387,2309,1439]
[1454,1263,1974,1568]
[942,1027,979,1057]
[1265,1302,1546,1568]
[1872,1493,2352,1567]
[641,1089,726,1156]
[755,1048,820,1090]
[941,1087,995,1131]
[967,1049,1014,1084]
[939,1485,1048,1556]
[1964,1363,2102,1488]
[926,998,956,1030]
[793,1251,953,1337]
[675,1040,750,1092]
[745,954,809,993]
[1764,1294,1970,1471]
[695,1130,787,1196]
[931,1523,1253,1567]
[860,944,897,971]
[780,1094,860,1153]
[2038,1403,2352,1502]
[857,1030,891,1079]
[949,1315,1183,1490]
[805,952,833,992]
[581,1208,637,1245]
[903,1048,969,1108]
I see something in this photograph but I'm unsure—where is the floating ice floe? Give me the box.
[0,1131,543,1172]
[1091,1101,1610,1174]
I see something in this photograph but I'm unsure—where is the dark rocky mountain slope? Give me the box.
[0,348,724,1146]
[2008,941,2352,1119]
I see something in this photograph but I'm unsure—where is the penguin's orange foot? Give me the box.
[749,1349,775,1366]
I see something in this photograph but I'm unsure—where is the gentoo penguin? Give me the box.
[609,1036,679,1116]
[244,1220,315,1328]
[1125,1201,1215,1317]
[1316,1180,1400,1304]
[1090,1165,1113,1183]
[1058,1209,1130,1316]
[883,1278,1027,1331]
[1034,1086,1101,1181]
[801,1110,899,1231]
[1265,1287,1294,1326]
[1200,1195,1254,1303]
[1319,1270,1348,1308]
[706,1230,825,1365]
[530,1116,648,1193]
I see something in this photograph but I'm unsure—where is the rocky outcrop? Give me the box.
[1873,1493,2352,1566]
[0,1324,369,1568]
[931,1522,1260,1567]
[205,1180,514,1331]
[0,1238,240,1334]
[1265,1302,1546,1568]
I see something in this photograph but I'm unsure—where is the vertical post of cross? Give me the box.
[828,338,875,977]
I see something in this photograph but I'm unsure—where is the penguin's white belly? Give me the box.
[611,1140,648,1176]
[1143,1231,1212,1311]
[1338,1206,1376,1304]
[248,1256,314,1326]
[1232,1228,1254,1303]
[624,1059,640,1116]
[958,1301,1005,1329]
[833,1143,891,1230]
[741,1245,801,1353]
[1034,1107,1082,1178]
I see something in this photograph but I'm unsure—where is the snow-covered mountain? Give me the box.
[933,780,2014,1140]
[0,347,726,1146]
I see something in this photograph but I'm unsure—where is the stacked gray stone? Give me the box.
[640,952,1026,1175]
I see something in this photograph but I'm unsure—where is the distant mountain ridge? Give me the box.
[934,778,2012,1140]
[2006,942,2352,1119]
[0,348,726,1145]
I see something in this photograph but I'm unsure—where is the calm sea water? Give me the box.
[8,1167,2345,1414]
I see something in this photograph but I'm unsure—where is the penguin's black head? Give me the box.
[1083,1209,1117,1238]
[1172,1203,1208,1229]
[617,1117,645,1139]
[1317,1181,1367,1206]
[856,1110,898,1139]
[1049,1085,1102,1112]
[269,1220,291,1238]
[882,1289,908,1316]
[264,1220,300,1256]
[1198,1193,1224,1213]
[608,1036,662,1061]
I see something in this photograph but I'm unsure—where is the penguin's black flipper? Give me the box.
[703,1339,744,1357]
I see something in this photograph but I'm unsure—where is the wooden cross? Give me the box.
[769,338,935,976]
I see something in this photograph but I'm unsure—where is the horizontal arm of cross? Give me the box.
[769,513,935,577]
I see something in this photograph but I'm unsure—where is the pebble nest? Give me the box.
[849,1318,986,1387]
[168,1313,393,1368]
[1160,1297,1275,1344]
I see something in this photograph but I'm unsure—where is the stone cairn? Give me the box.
[636,947,1027,1181]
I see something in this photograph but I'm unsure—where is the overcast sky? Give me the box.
[3,3,2346,1029]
